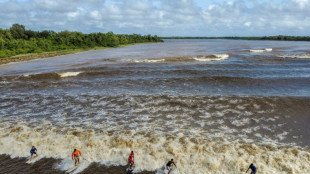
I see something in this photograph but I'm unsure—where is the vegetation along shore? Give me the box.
[160,36,310,41]
[0,24,163,65]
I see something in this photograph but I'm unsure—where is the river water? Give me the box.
[0,39,310,174]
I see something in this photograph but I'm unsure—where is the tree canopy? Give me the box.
[0,24,163,58]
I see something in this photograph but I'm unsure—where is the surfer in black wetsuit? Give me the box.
[166,159,177,174]
[246,163,257,174]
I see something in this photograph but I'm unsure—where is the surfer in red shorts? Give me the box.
[128,151,134,169]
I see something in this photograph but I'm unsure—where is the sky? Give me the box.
[0,0,309,36]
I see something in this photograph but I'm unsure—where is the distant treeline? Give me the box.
[0,24,162,58]
[160,36,310,41]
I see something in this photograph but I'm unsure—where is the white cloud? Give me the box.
[208,4,216,10]
[293,0,309,8]
[90,10,101,20]
[244,22,251,27]
[0,0,309,36]
[227,1,234,6]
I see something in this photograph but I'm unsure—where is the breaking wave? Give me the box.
[0,121,310,174]
[277,54,310,59]
[18,71,82,80]
[192,54,229,61]
[130,54,229,63]
[1,94,310,173]
[249,48,273,52]
[57,72,82,77]
[131,59,165,63]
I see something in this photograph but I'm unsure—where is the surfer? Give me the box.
[246,163,257,174]
[166,159,177,174]
[29,146,38,161]
[128,151,135,169]
[72,149,82,166]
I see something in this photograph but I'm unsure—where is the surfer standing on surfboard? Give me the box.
[128,151,135,169]
[246,163,257,174]
[166,159,177,174]
[30,146,38,161]
[72,149,82,166]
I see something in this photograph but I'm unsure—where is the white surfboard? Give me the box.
[66,165,79,173]
[126,165,135,174]
[169,165,179,174]
[26,156,37,164]
[66,157,82,174]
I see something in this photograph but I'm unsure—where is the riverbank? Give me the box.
[160,36,310,41]
[0,49,87,65]
[0,43,144,65]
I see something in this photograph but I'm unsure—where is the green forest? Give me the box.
[160,36,310,41]
[0,24,162,58]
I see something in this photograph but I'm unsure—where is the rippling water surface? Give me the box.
[1,39,310,174]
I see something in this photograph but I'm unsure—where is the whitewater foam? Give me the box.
[1,122,310,174]
[0,81,9,84]
[193,54,229,62]
[57,157,90,174]
[129,54,229,63]
[57,72,82,77]
[1,95,310,173]
[249,48,273,52]
[278,54,310,59]
[131,59,165,63]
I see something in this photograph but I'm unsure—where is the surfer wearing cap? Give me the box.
[29,146,38,161]
[72,149,82,166]
[246,163,257,174]
[128,151,135,169]
[166,159,177,174]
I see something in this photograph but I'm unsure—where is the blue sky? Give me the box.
[0,0,309,36]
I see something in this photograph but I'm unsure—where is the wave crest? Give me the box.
[1,122,310,174]
[277,54,310,59]
[57,72,82,77]
[130,54,229,63]
[250,48,273,52]
[193,54,229,61]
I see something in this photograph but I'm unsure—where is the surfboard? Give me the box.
[66,165,79,173]
[169,165,179,174]
[126,164,135,174]
[66,157,82,173]
[26,156,37,164]
[126,168,134,174]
